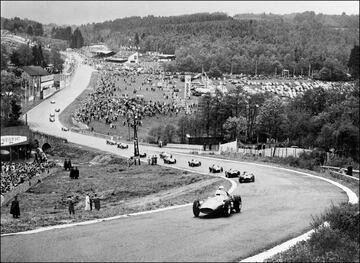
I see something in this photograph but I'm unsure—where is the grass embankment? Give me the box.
[1,142,230,234]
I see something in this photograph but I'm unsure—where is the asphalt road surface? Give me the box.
[0,53,348,262]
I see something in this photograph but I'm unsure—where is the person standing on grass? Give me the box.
[10,196,20,218]
[85,194,90,211]
[93,194,100,211]
[68,197,75,216]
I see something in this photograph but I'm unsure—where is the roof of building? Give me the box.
[22,66,49,76]
[114,50,138,59]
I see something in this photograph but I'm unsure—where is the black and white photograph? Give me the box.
[1,1,359,262]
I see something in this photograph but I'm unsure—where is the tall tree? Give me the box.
[348,45,360,79]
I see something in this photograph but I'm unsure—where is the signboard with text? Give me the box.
[1,136,28,147]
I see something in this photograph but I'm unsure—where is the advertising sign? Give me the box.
[1,136,28,147]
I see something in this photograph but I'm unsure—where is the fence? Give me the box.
[236,147,311,158]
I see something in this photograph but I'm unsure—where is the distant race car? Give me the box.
[209,164,223,173]
[188,159,201,167]
[55,108,60,112]
[164,156,176,164]
[117,142,129,149]
[49,117,55,122]
[225,169,240,178]
[139,153,147,158]
[193,193,242,217]
[50,100,56,104]
[49,112,55,117]
[61,127,69,132]
[106,139,117,145]
[159,152,172,159]
[239,171,255,183]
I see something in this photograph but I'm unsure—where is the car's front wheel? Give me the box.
[223,202,231,217]
[193,200,200,217]
[234,196,242,213]
[252,177,255,182]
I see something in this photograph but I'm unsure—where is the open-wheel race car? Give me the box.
[188,159,201,167]
[225,169,240,178]
[61,127,69,132]
[117,142,129,149]
[49,112,55,117]
[159,152,172,159]
[49,117,55,122]
[139,153,147,158]
[164,156,176,164]
[106,139,117,145]
[239,171,255,183]
[193,190,242,217]
[209,164,223,173]
[55,108,60,112]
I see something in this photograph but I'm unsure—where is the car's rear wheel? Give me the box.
[193,200,200,217]
[252,177,255,182]
[234,196,242,213]
[239,179,243,183]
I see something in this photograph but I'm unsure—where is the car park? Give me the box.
[164,156,176,164]
[188,159,201,167]
[209,164,223,173]
[117,142,129,149]
[225,169,240,178]
[239,171,255,183]
[49,117,55,122]
[193,193,242,217]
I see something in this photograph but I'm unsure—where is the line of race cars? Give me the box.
[48,100,69,131]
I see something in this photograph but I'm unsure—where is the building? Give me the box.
[158,54,176,62]
[22,66,54,102]
[105,51,139,64]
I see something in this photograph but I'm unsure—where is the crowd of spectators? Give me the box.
[1,160,56,195]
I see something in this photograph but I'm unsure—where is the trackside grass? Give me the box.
[0,142,231,234]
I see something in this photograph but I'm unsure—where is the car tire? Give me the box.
[193,200,200,217]
[239,179,243,183]
[174,160,176,164]
[223,202,231,217]
[234,196,242,213]
[199,162,201,166]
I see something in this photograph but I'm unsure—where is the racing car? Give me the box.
[239,171,255,183]
[106,139,117,145]
[49,112,55,117]
[55,108,60,112]
[139,153,147,158]
[159,152,172,159]
[209,164,223,173]
[61,127,69,132]
[117,142,129,149]
[225,169,240,178]
[164,156,176,164]
[188,159,201,167]
[193,193,242,217]
[50,100,56,104]
[49,117,55,122]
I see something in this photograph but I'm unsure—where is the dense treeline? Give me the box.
[50,26,84,49]
[79,12,359,80]
[1,16,43,36]
[176,80,359,162]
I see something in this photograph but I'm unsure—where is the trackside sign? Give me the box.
[1,136,28,147]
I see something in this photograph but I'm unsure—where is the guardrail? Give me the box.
[321,166,359,181]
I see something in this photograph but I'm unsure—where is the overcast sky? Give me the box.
[1,1,359,26]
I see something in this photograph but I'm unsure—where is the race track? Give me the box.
[0,53,348,262]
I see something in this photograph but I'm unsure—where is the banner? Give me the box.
[184,75,191,99]
[1,136,28,147]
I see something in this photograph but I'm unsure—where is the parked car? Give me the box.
[209,164,223,173]
[117,142,129,149]
[239,171,255,183]
[193,193,242,217]
[225,169,240,178]
[164,156,176,164]
[49,117,55,122]
[188,159,201,167]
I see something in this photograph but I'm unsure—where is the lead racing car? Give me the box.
[193,186,242,217]
[188,159,201,167]
[225,168,240,178]
[209,164,223,173]
[239,171,255,183]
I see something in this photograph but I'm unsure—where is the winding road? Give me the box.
[1,53,349,262]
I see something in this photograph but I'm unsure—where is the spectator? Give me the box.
[10,196,20,218]
[84,194,91,211]
[74,167,79,179]
[68,197,75,216]
[69,167,75,179]
[93,194,100,211]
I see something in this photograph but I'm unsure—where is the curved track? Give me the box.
[1,53,348,262]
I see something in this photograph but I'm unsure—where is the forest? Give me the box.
[78,12,359,80]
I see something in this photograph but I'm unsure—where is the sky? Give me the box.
[1,1,359,26]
